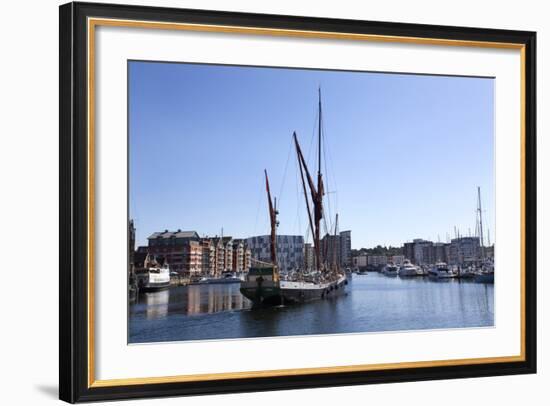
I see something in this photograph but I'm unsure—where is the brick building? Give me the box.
[147,230,201,276]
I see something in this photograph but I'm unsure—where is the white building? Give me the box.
[391,255,405,266]
[353,254,368,268]
[367,255,388,267]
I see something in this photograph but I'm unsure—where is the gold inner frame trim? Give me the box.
[87,17,527,388]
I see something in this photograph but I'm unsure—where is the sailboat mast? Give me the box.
[318,87,322,177]
[292,90,325,274]
[294,132,315,240]
[315,88,324,272]
[265,170,278,267]
[333,213,339,271]
[477,186,485,260]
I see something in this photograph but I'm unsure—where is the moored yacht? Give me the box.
[474,260,494,283]
[458,265,477,279]
[398,259,421,277]
[428,262,457,279]
[473,187,494,284]
[135,254,171,291]
[382,264,399,276]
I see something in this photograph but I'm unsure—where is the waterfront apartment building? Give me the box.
[353,254,368,269]
[231,238,251,272]
[244,245,252,271]
[183,240,202,276]
[200,238,216,276]
[213,237,225,275]
[391,255,405,266]
[340,230,352,267]
[304,243,315,271]
[413,239,433,265]
[321,230,352,269]
[449,237,481,265]
[207,236,233,276]
[147,230,201,275]
[247,235,304,271]
[403,242,415,263]
[321,233,341,269]
[231,239,244,272]
[403,239,451,265]
[432,242,450,264]
[224,237,233,272]
[146,230,252,277]
[367,255,388,267]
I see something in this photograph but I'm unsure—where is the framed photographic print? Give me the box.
[59,1,536,403]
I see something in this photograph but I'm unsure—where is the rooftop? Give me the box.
[148,230,200,240]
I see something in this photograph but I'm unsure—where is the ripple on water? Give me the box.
[129,273,494,343]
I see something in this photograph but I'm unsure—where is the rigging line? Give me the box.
[277,134,294,205]
[293,156,302,235]
[322,215,330,239]
[295,133,315,242]
[322,115,339,215]
[322,117,333,234]
[305,222,311,243]
[305,107,318,169]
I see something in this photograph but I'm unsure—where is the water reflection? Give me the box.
[129,273,494,343]
[140,289,169,319]
[187,284,249,315]
[135,283,251,320]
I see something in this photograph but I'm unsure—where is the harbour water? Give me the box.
[128,272,494,344]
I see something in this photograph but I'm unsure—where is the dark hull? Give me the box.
[240,284,282,306]
[139,282,170,292]
[457,272,476,279]
[192,278,242,285]
[474,273,494,283]
[240,277,348,306]
[281,280,347,303]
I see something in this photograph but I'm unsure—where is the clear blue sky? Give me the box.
[129,61,494,249]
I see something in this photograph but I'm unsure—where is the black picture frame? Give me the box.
[60,1,537,403]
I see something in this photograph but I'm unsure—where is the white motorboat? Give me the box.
[398,259,421,277]
[382,264,399,276]
[428,262,457,279]
[136,254,171,291]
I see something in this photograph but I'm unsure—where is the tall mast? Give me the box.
[294,132,315,240]
[264,170,278,267]
[292,90,325,273]
[315,88,325,272]
[333,213,339,271]
[294,132,323,273]
[477,186,485,260]
[318,87,322,177]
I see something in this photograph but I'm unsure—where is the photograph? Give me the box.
[127,61,496,344]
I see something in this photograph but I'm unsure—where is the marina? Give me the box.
[129,271,494,343]
[127,71,497,345]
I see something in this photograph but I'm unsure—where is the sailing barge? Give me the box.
[240,91,348,306]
